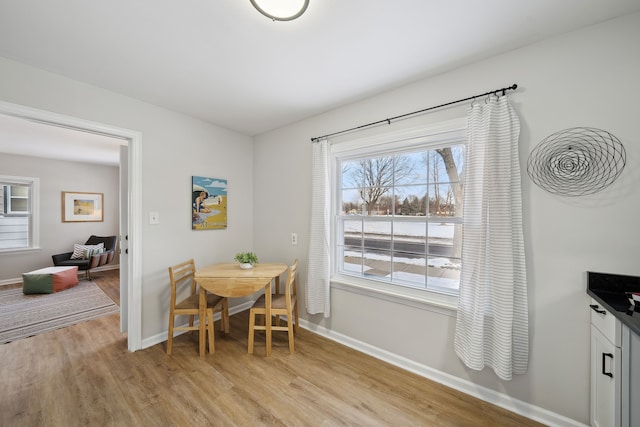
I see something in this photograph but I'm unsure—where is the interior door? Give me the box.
[119,144,129,333]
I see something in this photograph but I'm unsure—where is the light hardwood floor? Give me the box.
[0,269,545,426]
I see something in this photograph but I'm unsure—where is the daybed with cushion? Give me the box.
[52,235,117,280]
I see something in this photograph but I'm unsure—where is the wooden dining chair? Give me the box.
[167,259,229,355]
[248,259,298,354]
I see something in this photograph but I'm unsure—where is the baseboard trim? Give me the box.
[297,318,588,427]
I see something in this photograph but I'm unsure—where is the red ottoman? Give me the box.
[22,266,79,294]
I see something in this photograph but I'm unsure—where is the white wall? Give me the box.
[0,153,119,280]
[253,13,640,425]
[0,56,255,340]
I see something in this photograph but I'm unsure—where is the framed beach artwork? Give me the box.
[62,191,104,222]
[192,176,227,230]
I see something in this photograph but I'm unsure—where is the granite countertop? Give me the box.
[587,271,640,337]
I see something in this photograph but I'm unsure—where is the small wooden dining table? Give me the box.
[194,262,288,357]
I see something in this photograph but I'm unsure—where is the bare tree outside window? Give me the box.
[344,156,414,215]
[338,143,465,294]
[435,147,463,215]
[434,147,464,257]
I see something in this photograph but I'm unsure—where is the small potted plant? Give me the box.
[235,252,259,269]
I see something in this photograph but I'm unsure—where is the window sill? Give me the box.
[0,246,40,255]
[330,275,458,317]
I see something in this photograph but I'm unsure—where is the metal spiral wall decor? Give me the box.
[527,127,626,196]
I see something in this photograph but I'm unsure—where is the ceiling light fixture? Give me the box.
[250,0,309,21]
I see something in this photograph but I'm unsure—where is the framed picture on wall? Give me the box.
[62,191,104,222]
[192,176,227,230]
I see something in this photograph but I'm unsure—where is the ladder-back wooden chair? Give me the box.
[167,259,229,355]
[248,259,298,354]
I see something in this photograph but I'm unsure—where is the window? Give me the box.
[331,121,466,305]
[0,176,39,251]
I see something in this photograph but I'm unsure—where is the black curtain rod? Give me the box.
[310,83,518,143]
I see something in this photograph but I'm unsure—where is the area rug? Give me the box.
[0,280,119,344]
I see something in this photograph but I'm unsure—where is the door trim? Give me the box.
[0,100,143,351]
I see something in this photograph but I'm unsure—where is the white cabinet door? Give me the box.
[591,324,621,427]
[627,329,640,427]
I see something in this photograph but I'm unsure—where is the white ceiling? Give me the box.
[0,114,128,166]
[1,0,639,165]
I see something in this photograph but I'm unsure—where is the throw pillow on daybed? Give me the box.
[70,243,105,260]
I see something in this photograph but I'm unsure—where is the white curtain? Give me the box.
[306,139,331,317]
[454,96,529,381]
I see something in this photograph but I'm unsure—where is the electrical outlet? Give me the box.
[149,211,160,225]
[291,232,298,245]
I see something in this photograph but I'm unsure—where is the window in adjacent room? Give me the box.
[0,176,39,251]
[331,121,465,305]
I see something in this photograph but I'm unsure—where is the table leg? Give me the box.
[265,279,272,357]
[199,287,206,357]
[275,273,281,327]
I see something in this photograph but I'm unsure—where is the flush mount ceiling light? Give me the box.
[250,0,309,21]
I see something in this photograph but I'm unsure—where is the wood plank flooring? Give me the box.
[0,269,545,426]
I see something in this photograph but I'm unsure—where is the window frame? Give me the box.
[329,118,467,311]
[0,175,40,253]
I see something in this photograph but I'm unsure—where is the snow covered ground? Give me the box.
[340,221,460,292]
[344,220,455,238]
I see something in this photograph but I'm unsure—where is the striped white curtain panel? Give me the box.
[454,96,529,381]
[307,139,331,317]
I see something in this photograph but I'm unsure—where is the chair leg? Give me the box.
[207,309,215,354]
[287,321,295,354]
[188,315,194,331]
[247,308,256,354]
[293,303,299,333]
[167,315,175,355]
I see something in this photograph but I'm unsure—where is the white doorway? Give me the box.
[0,100,142,351]
[119,144,129,333]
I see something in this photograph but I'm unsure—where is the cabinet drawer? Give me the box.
[591,298,622,346]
